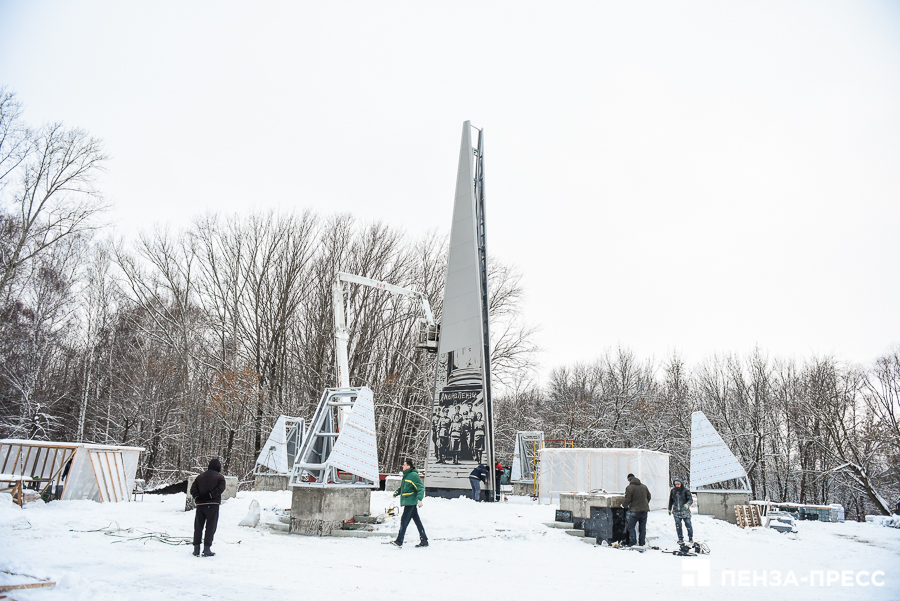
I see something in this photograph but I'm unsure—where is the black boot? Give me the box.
[202,545,215,557]
[192,545,200,557]
[415,539,429,548]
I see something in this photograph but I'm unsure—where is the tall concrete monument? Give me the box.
[424,121,495,498]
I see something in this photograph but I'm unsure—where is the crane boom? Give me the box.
[332,271,438,393]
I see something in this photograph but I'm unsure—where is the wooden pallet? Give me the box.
[735,504,762,528]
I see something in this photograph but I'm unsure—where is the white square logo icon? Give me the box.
[682,557,711,586]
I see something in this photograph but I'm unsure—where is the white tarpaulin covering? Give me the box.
[0,440,143,503]
[538,448,669,509]
[255,415,304,475]
[61,445,143,502]
[326,387,379,484]
[690,411,747,487]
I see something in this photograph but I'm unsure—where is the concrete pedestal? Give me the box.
[559,492,627,519]
[254,474,290,491]
[290,487,371,536]
[696,490,750,524]
[185,475,239,511]
[512,482,534,496]
[384,475,402,494]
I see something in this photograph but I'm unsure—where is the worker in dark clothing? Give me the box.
[494,461,504,501]
[668,477,694,544]
[190,458,227,557]
[621,473,651,547]
[469,464,488,501]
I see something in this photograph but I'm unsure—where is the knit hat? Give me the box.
[208,458,222,472]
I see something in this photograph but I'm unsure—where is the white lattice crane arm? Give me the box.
[333,272,438,390]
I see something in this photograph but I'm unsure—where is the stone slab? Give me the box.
[329,530,394,538]
[254,474,290,491]
[543,522,575,529]
[559,492,627,519]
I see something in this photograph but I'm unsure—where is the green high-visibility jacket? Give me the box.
[394,468,425,506]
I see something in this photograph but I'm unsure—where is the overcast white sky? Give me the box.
[1,1,898,378]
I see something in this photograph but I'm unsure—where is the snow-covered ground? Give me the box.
[2,490,898,600]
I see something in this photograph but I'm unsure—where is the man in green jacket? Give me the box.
[390,459,428,548]
[622,473,651,547]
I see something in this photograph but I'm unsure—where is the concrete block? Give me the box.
[559,492,627,519]
[696,490,750,524]
[565,529,585,537]
[512,482,534,496]
[254,474,290,491]
[289,487,371,536]
[184,475,239,511]
[385,475,402,493]
[264,521,290,533]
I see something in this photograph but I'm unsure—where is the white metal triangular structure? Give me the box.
[255,415,304,475]
[327,387,379,484]
[690,411,747,487]
[510,431,543,483]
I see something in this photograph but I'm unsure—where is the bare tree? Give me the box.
[0,100,108,299]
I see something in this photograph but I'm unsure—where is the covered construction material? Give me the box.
[0,440,143,503]
[538,448,669,509]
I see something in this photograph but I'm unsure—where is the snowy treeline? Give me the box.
[2,90,896,518]
[495,347,900,518]
[0,89,537,484]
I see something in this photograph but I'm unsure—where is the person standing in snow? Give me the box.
[469,463,488,501]
[668,477,694,544]
[391,459,428,548]
[621,473,651,547]
[190,458,227,557]
[494,460,504,501]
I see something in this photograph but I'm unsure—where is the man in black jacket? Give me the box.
[622,473,651,547]
[190,458,227,557]
[668,477,694,543]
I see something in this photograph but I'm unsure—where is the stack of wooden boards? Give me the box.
[735,504,763,528]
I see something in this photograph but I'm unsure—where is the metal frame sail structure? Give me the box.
[288,387,379,487]
[510,431,544,484]
[424,121,496,498]
[254,415,305,476]
[690,411,750,491]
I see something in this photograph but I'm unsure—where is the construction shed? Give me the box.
[0,439,143,503]
[538,448,669,509]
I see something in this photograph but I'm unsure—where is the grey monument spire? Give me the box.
[424,121,495,498]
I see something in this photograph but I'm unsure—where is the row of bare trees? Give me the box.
[0,89,539,485]
[1,89,895,517]
[494,347,900,518]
